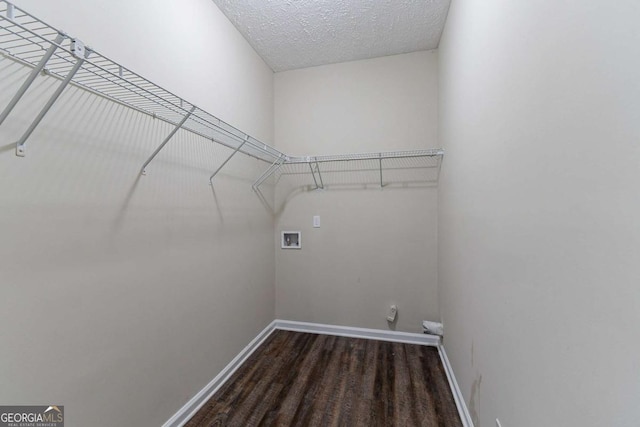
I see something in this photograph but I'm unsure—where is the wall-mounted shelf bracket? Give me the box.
[0,32,65,128]
[308,159,324,190]
[315,160,324,189]
[5,1,13,20]
[15,38,88,157]
[209,136,248,184]
[252,155,285,190]
[379,153,384,188]
[140,105,196,175]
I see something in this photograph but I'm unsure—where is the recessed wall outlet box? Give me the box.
[386,305,397,322]
[281,231,301,249]
[313,215,320,228]
[70,38,85,59]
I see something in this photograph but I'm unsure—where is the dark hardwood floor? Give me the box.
[185,330,463,427]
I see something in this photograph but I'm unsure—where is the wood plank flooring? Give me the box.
[185,330,463,427]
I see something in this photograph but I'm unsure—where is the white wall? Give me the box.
[274,51,439,332]
[0,1,274,426]
[438,1,640,426]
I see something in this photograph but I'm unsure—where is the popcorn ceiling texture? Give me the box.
[211,0,451,72]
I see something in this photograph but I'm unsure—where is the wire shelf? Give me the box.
[260,149,443,191]
[287,149,444,164]
[0,0,285,163]
[0,1,444,192]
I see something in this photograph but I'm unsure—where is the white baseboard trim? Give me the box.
[438,344,474,427]
[163,319,470,427]
[273,319,441,346]
[162,320,277,427]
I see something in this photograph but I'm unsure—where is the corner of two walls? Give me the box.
[272,51,440,333]
[1,1,274,426]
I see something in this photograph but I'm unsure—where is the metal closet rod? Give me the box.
[0,0,286,166]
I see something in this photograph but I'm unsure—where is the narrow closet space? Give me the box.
[0,1,453,425]
[4,1,636,427]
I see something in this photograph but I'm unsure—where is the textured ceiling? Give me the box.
[211,0,451,72]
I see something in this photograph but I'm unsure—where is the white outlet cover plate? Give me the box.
[313,215,320,228]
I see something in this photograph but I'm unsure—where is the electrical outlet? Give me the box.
[496,419,503,427]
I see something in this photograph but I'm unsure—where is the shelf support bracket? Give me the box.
[308,159,324,190]
[140,105,196,175]
[308,160,320,189]
[379,153,384,188]
[6,2,15,20]
[209,136,248,184]
[315,160,324,189]
[0,33,65,129]
[252,156,285,190]
[14,37,86,157]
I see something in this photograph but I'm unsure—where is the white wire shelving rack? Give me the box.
[0,1,444,193]
[0,0,286,179]
[255,149,444,191]
[290,149,443,187]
